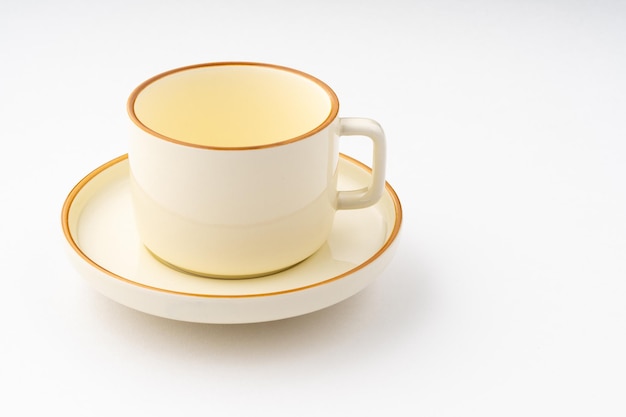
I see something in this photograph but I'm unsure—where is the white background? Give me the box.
[1,0,625,415]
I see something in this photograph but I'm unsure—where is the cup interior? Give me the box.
[128,63,338,149]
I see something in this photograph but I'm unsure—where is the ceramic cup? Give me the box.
[127,62,386,278]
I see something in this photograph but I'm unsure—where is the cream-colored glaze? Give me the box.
[132,64,334,148]
[61,155,402,324]
[128,62,387,277]
[129,122,340,277]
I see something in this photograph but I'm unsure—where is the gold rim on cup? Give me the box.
[126,62,341,151]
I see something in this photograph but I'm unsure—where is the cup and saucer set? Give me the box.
[61,62,402,324]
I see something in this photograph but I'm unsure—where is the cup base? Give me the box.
[145,246,307,280]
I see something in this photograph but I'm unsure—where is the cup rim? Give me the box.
[127,62,340,151]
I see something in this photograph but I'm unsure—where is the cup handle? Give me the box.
[337,117,387,210]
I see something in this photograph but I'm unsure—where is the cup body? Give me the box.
[129,118,340,278]
[128,63,342,277]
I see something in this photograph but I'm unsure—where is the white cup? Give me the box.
[127,62,386,278]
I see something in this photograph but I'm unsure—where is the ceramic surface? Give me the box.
[128,62,387,277]
[62,154,401,324]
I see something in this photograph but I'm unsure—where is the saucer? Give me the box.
[61,154,402,323]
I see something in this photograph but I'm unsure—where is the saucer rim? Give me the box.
[61,153,402,299]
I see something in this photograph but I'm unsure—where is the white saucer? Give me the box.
[62,154,402,323]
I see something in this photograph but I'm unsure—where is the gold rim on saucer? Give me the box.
[61,154,402,322]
